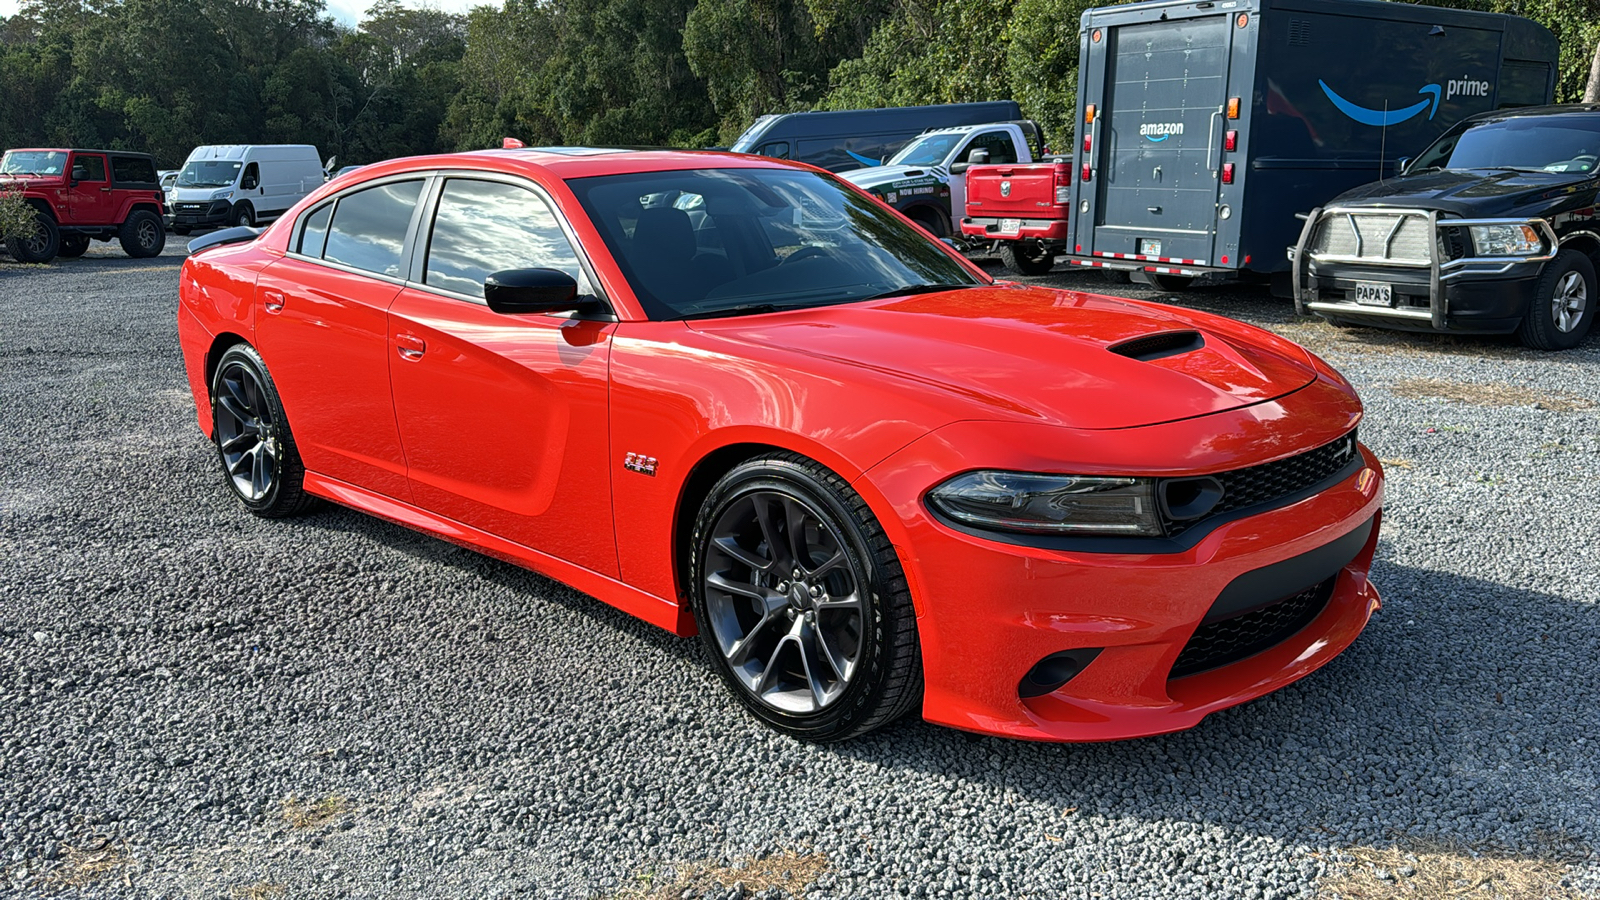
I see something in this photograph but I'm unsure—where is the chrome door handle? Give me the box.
[395,333,426,361]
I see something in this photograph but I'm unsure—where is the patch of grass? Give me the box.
[233,883,287,899]
[39,837,135,889]
[281,795,351,829]
[1391,377,1593,412]
[1317,843,1588,898]
[611,850,828,899]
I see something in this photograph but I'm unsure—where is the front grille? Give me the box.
[1164,430,1358,536]
[1311,213,1432,264]
[1170,576,1336,678]
[174,203,208,213]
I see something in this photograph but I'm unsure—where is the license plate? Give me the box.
[1139,238,1161,256]
[1354,282,1393,306]
[999,218,1021,235]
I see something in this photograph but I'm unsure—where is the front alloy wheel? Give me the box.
[691,454,922,741]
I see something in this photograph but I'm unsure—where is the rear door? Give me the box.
[1096,16,1229,262]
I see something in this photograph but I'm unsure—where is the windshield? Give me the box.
[177,160,242,188]
[567,167,984,320]
[1,150,67,177]
[1409,114,1600,175]
[730,115,779,153]
[889,134,961,167]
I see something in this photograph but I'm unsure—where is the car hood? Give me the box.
[0,173,64,187]
[686,284,1319,430]
[839,164,946,190]
[1329,168,1594,217]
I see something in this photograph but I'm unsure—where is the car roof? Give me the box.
[1458,104,1600,125]
[351,147,808,181]
[6,148,155,157]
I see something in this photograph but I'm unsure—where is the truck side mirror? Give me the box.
[1395,157,1412,175]
[968,148,991,165]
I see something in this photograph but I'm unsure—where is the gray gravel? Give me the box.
[3,244,1598,898]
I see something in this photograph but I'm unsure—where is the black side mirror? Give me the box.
[71,166,87,183]
[968,148,991,165]
[1395,157,1412,175]
[484,268,588,315]
[949,162,969,174]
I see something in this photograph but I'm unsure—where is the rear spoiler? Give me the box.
[186,226,260,255]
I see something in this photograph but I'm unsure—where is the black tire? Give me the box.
[905,207,947,239]
[57,234,91,259]
[210,344,318,518]
[1102,269,1133,284]
[118,209,165,258]
[999,240,1056,276]
[6,212,59,263]
[689,453,922,742]
[230,203,254,228]
[1146,273,1194,292]
[1518,249,1596,350]
[172,226,192,236]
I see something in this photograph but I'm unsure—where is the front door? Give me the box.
[388,175,618,577]
[1095,16,1229,263]
[66,153,113,223]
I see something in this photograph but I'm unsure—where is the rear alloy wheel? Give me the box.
[57,234,91,258]
[999,240,1056,276]
[6,212,59,263]
[690,454,921,741]
[118,209,165,258]
[1519,249,1595,350]
[210,344,318,518]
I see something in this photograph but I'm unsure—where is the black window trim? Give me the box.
[286,172,436,285]
[403,169,614,320]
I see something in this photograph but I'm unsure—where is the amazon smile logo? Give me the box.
[1319,79,1444,126]
[1140,122,1184,141]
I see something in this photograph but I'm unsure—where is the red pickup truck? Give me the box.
[959,158,1071,275]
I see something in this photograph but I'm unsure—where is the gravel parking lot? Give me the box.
[3,243,1598,899]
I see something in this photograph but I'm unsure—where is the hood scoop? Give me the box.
[1109,330,1205,362]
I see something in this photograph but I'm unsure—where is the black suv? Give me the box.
[1290,105,1600,350]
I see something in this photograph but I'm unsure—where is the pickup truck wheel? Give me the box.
[119,210,165,258]
[57,234,91,258]
[999,241,1056,276]
[1519,249,1595,350]
[906,208,947,239]
[6,213,59,263]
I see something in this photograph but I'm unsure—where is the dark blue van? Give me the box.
[730,101,1024,173]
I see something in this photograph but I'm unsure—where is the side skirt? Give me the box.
[302,472,692,636]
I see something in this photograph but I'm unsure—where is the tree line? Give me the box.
[2,0,1599,169]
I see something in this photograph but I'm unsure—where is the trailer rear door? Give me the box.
[1095,16,1229,264]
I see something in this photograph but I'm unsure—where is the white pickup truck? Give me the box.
[839,120,1042,238]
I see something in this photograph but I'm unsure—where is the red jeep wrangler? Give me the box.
[1,148,167,263]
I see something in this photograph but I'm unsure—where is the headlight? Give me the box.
[1468,224,1542,256]
[213,190,234,201]
[927,471,1162,536]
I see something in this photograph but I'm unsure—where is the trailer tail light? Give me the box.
[1221,163,1235,184]
[1227,97,1241,119]
[1224,130,1238,152]
[1081,163,1092,182]
[1083,134,1092,154]
[1085,104,1097,124]
[1236,12,1248,27]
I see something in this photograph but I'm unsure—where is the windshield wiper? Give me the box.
[856,283,980,303]
[678,303,780,321]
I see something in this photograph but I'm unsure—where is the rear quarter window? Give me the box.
[321,180,425,277]
[111,156,158,185]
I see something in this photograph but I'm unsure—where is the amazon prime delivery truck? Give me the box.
[1063,0,1556,288]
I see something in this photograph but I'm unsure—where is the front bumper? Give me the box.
[1290,206,1553,333]
[857,380,1383,741]
[960,217,1071,241]
[170,200,232,227]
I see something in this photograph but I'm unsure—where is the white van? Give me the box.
[168,145,324,234]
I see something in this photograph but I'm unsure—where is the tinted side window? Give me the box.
[967,131,1018,164]
[75,155,107,182]
[323,180,424,277]
[111,156,157,185]
[241,163,260,190]
[298,202,333,257]
[425,179,591,298]
[758,142,790,159]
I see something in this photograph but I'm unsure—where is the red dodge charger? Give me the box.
[176,148,1384,742]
